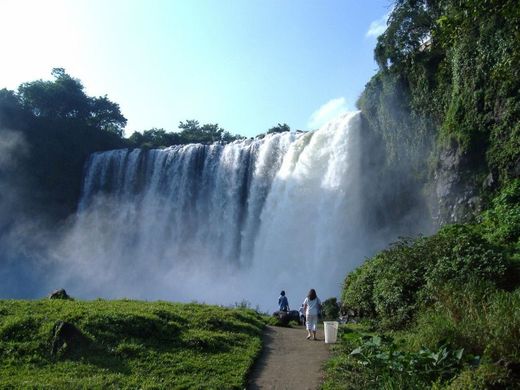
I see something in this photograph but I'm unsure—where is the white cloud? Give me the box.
[307,97,349,129]
[366,13,389,38]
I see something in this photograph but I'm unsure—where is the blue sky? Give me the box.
[0,0,391,137]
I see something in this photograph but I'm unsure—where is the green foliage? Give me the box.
[0,299,265,388]
[338,1,520,387]
[445,362,517,390]
[178,119,242,144]
[1,69,128,220]
[374,0,437,70]
[323,325,474,389]
[360,0,520,193]
[321,297,340,321]
[266,123,290,134]
[339,185,520,387]
[411,286,520,363]
[341,259,377,318]
[18,68,126,135]
[349,335,468,383]
[128,127,182,149]
[128,120,245,149]
[424,226,508,293]
[342,224,509,329]
[479,179,520,246]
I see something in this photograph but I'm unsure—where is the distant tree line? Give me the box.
[128,120,244,149]
[126,121,291,149]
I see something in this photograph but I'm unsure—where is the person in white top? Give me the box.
[302,288,321,340]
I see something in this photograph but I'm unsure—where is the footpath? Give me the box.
[247,325,331,390]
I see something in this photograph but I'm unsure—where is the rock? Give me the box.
[272,310,301,326]
[48,289,72,300]
[431,142,482,225]
[483,172,495,189]
[50,320,87,356]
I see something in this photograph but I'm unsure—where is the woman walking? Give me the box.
[302,289,321,340]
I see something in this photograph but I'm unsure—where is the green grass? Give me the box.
[0,299,266,389]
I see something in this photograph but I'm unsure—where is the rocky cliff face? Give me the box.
[357,112,486,231]
[430,143,483,225]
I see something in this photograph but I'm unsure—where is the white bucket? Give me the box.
[324,321,339,343]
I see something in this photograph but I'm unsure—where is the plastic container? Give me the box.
[324,321,339,343]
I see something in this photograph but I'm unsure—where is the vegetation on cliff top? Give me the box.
[359,0,520,188]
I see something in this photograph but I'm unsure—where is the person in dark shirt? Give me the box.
[278,290,289,312]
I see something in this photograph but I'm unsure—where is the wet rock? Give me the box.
[431,142,480,225]
[483,172,495,189]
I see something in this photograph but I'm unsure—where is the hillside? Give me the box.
[0,299,264,389]
[324,1,520,388]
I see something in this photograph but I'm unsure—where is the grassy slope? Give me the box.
[0,299,265,389]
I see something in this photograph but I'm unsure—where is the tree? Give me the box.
[17,68,126,134]
[179,120,242,144]
[0,89,26,128]
[374,0,438,70]
[129,128,181,149]
[18,68,90,120]
[88,96,127,136]
[267,123,290,134]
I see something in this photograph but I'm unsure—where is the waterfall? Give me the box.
[57,112,373,309]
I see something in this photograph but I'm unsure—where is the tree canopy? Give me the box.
[266,123,290,134]
[0,69,127,220]
[128,120,244,149]
[17,68,127,136]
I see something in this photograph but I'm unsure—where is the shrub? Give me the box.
[480,179,520,246]
[321,297,340,320]
[445,363,517,390]
[341,258,378,318]
[411,285,520,363]
[424,225,508,297]
[370,237,432,328]
[342,223,511,330]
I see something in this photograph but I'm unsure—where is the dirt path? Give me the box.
[247,325,331,389]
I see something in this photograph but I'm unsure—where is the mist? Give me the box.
[1,112,433,312]
[0,130,54,297]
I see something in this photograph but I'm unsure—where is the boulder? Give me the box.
[50,320,87,356]
[273,310,301,326]
[48,289,72,300]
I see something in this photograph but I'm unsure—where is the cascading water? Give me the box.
[56,112,375,310]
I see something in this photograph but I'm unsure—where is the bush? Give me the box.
[321,297,340,321]
[342,224,510,330]
[342,259,378,318]
[424,225,508,297]
[410,285,520,363]
[445,363,517,390]
[480,179,520,246]
[371,237,432,328]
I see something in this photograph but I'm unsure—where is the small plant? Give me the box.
[349,335,475,384]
